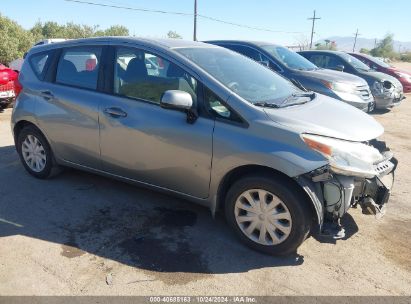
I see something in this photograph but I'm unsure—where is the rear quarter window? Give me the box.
[29,52,52,79]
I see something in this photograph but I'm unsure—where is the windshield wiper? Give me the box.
[254,102,281,108]
[280,92,316,108]
[290,78,308,91]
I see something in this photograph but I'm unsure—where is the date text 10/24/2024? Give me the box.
[149,297,257,303]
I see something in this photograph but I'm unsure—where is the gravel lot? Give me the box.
[0,64,410,296]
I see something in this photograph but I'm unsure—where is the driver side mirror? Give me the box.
[258,60,270,67]
[161,90,193,110]
[161,90,197,123]
[334,64,345,72]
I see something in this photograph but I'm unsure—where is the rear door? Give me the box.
[98,46,214,198]
[36,45,104,169]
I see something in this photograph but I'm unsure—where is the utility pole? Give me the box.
[353,29,361,52]
[193,0,197,41]
[308,10,321,49]
[374,38,377,49]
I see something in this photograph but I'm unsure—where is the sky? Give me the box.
[1,0,410,45]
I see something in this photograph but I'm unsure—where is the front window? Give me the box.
[114,47,198,104]
[339,53,371,72]
[176,47,300,106]
[261,45,318,71]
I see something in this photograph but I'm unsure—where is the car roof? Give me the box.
[298,50,346,54]
[205,40,282,48]
[30,37,218,53]
[349,52,371,59]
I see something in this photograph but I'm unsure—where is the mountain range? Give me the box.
[318,36,411,53]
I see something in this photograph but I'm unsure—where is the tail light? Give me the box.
[14,77,22,98]
[0,71,9,86]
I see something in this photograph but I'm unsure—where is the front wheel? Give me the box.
[225,175,312,255]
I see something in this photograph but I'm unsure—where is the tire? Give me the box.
[17,125,61,179]
[225,175,312,256]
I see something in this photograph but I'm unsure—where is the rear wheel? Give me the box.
[225,175,312,255]
[17,125,60,179]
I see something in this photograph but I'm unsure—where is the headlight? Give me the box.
[301,134,384,178]
[372,80,395,96]
[322,80,356,93]
[372,81,384,96]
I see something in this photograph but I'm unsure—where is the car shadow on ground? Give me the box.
[0,145,357,276]
[371,108,392,116]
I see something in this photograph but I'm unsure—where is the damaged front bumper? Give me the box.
[296,141,397,238]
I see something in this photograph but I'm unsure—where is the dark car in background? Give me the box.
[299,50,405,110]
[206,40,374,112]
[349,52,411,93]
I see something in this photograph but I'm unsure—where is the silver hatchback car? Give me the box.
[11,38,397,255]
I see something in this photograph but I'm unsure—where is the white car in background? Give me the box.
[34,38,67,46]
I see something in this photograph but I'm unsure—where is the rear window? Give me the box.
[29,52,51,79]
[56,47,102,90]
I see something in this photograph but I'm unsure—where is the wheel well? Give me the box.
[13,120,38,142]
[216,165,316,219]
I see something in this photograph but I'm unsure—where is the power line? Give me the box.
[64,0,304,36]
[64,0,192,16]
[197,14,302,34]
[308,10,321,49]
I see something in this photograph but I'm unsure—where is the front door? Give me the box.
[98,46,214,198]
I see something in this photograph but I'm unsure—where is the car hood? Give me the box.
[264,93,384,142]
[359,70,401,86]
[388,67,411,76]
[296,68,367,86]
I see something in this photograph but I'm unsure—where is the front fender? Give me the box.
[295,175,325,228]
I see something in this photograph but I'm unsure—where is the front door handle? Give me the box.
[104,107,127,118]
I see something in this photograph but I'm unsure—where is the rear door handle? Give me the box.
[104,107,127,118]
[40,90,54,100]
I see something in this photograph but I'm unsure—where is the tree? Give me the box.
[370,34,395,58]
[0,15,132,63]
[294,34,310,51]
[30,22,130,40]
[360,48,370,54]
[103,25,129,36]
[0,14,34,63]
[167,30,182,39]
[315,40,337,51]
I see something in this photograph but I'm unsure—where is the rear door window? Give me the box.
[56,46,102,90]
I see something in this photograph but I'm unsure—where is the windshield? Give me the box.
[176,47,300,105]
[261,45,318,71]
[340,53,371,71]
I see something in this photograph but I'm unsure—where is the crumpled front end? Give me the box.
[296,138,397,239]
[372,79,405,109]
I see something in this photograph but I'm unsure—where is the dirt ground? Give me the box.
[0,64,410,296]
